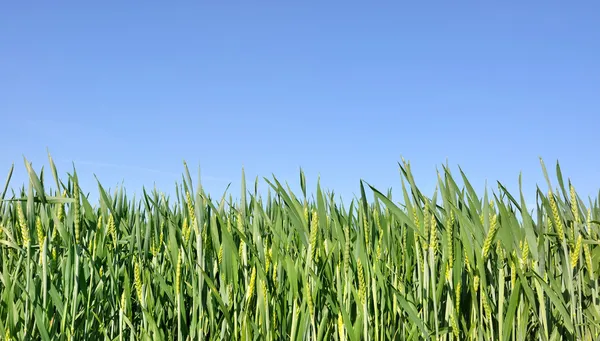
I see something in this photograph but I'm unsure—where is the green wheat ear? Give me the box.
[36,216,44,246]
[343,225,350,276]
[520,239,529,269]
[305,282,314,316]
[357,259,366,305]
[134,259,143,303]
[482,214,498,260]
[337,312,345,340]
[429,210,438,252]
[175,250,182,295]
[73,181,81,244]
[309,210,318,264]
[455,282,461,314]
[450,311,459,338]
[549,192,566,243]
[464,250,471,273]
[571,234,583,268]
[186,191,196,223]
[584,244,593,275]
[570,183,580,223]
[247,266,256,303]
[481,282,492,322]
[17,204,29,247]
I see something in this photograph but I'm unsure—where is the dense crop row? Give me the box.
[0,156,599,340]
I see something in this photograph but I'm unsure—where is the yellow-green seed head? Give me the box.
[374,208,381,231]
[218,245,223,265]
[445,264,452,283]
[57,200,64,223]
[175,250,182,295]
[182,218,189,244]
[272,262,278,286]
[134,260,143,302]
[239,241,245,263]
[272,307,277,332]
[412,206,420,227]
[455,282,461,313]
[570,184,580,223]
[357,259,366,304]
[571,234,583,269]
[36,216,44,246]
[464,250,471,272]
[423,206,430,238]
[549,192,565,243]
[376,232,383,260]
[584,244,593,275]
[108,214,115,239]
[450,312,459,338]
[261,279,267,298]
[520,240,529,269]
[226,284,233,306]
[121,290,126,312]
[158,225,164,250]
[73,182,81,243]
[202,220,211,254]
[343,226,350,275]
[473,275,480,293]
[510,261,517,287]
[238,212,246,237]
[402,228,407,263]
[482,286,492,322]
[496,240,504,260]
[306,282,314,316]
[309,210,319,263]
[337,313,345,341]
[39,234,46,264]
[17,205,29,247]
[151,240,157,258]
[186,191,196,223]
[363,211,369,249]
[482,214,498,259]
[247,266,256,302]
[265,246,271,273]
[304,205,309,224]
[429,212,437,252]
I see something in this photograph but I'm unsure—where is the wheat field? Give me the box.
[0,155,598,340]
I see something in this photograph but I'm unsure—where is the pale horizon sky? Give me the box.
[2,2,599,206]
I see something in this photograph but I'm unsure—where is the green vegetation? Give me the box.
[0,155,599,340]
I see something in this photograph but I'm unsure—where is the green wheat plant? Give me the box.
[0,154,599,340]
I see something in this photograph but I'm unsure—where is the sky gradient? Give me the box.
[2,2,599,204]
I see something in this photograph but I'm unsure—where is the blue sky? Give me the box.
[1,2,599,205]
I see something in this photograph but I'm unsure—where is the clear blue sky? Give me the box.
[1,2,599,205]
